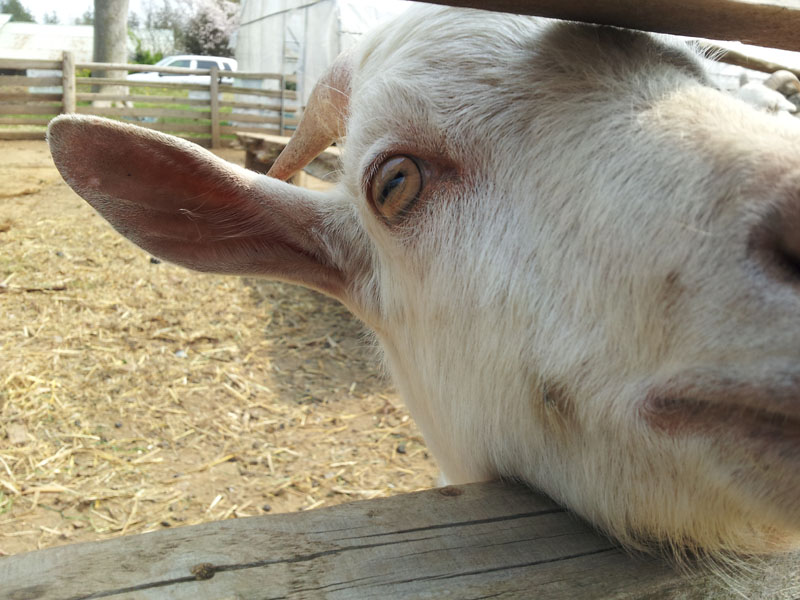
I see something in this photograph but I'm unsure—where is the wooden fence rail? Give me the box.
[0,53,300,148]
[4,481,768,600]
[422,0,800,52]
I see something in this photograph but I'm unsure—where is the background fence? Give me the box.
[0,51,299,148]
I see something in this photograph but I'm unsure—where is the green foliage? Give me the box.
[1,0,35,22]
[128,30,164,65]
[43,10,59,24]
[134,48,164,65]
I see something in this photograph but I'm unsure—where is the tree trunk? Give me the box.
[92,0,130,104]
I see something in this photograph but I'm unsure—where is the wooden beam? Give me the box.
[75,93,213,106]
[0,58,62,70]
[0,93,62,102]
[237,131,340,179]
[0,131,45,140]
[76,76,212,92]
[419,1,800,52]
[280,74,286,136]
[72,105,212,119]
[220,83,298,100]
[210,65,221,149]
[0,481,739,600]
[0,104,61,115]
[61,51,76,115]
[0,76,62,87]
[0,116,51,125]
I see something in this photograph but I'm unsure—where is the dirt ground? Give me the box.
[0,140,438,556]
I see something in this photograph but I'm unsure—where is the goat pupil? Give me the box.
[381,172,405,203]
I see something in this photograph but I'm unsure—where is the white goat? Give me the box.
[47,5,800,571]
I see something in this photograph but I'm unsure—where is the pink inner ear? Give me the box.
[48,115,350,298]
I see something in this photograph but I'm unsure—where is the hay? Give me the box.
[0,141,437,555]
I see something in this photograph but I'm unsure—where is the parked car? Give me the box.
[127,55,237,85]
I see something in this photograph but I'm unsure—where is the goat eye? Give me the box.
[369,155,422,223]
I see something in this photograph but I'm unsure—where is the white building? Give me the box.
[236,0,412,105]
[0,16,94,61]
[0,16,174,63]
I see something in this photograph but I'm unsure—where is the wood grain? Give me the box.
[0,481,744,600]
[61,52,76,115]
[421,0,800,51]
[210,65,221,148]
[238,131,341,180]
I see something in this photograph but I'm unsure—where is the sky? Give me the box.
[25,0,146,25]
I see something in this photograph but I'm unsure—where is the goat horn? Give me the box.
[268,52,353,181]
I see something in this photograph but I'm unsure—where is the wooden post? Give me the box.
[279,74,286,136]
[210,65,220,148]
[61,51,76,115]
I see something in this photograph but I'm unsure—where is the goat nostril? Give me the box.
[750,203,800,285]
[776,238,800,281]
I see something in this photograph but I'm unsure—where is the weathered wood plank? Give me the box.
[0,130,45,140]
[0,104,61,115]
[210,65,221,148]
[219,99,297,113]
[77,62,206,76]
[74,93,209,106]
[77,78,298,100]
[0,116,52,125]
[219,83,298,100]
[0,76,62,87]
[77,77,210,92]
[74,105,212,119]
[226,71,290,81]
[0,93,62,102]
[0,482,733,600]
[237,131,341,179]
[423,0,800,52]
[225,125,280,139]
[224,124,282,139]
[75,63,284,80]
[61,51,75,115]
[223,112,300,126]
[0,58,61,70]
[69,113,212,134]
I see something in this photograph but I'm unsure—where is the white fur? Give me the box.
[331,8,800,561]
[736,81,797,113]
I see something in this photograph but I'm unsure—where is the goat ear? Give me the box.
[47,115,353,299]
